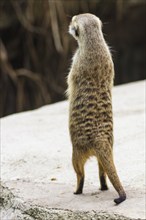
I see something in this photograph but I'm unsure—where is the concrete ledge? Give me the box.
[1,184,137,220]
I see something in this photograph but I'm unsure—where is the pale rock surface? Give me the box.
[0,80,145,220]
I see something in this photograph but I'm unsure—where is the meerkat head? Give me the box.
[69,13,103,45]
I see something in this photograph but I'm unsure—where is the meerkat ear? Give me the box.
[69,24,79,39]
[75,26,79,37]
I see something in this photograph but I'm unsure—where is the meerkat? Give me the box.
[67,13,126,204]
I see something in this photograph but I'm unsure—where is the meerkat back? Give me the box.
[67,13,126,204]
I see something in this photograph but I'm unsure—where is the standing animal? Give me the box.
[67,13,126,204]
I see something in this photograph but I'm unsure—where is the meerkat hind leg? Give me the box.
[96,142,126,204]
[72,150,86,194]
[98,161,108,190]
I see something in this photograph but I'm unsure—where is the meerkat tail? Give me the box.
[98,161,108,190]
[95,141,126,204]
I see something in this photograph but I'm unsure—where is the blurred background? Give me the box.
[0,0,146,118]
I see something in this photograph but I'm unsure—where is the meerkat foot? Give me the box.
[74,176,84,195]
[74,189,82,194]
[114,194,126,204]
[100,185,108,191]
[100,175,108,191]
[98,161,108,191]
[72,151,85,196]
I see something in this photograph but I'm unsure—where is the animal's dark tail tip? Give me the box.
[114,194,126,204]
